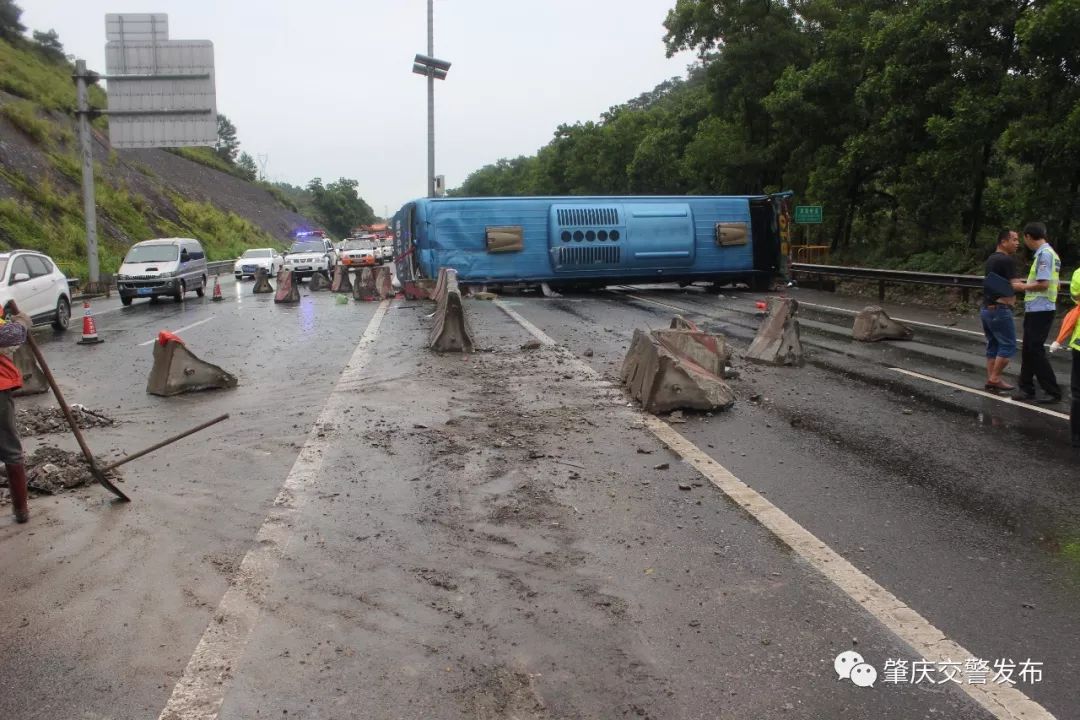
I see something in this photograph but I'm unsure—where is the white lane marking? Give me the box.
[890,367,1069,421]
[77,304,127,318]
[494,298,1056,720]
[615,291,693,316]
[157,300,390,720]
[619,290,990,340]
[138,317,216,347]
[799,301,987,338]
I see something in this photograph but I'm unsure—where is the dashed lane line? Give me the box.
[611,290,694,317]
[797,301,987,338]
[613,288,1042,347]
[156,300,390,720]
[137,317,217,347]
[494,297,1056,720]
[890,367,1069,421]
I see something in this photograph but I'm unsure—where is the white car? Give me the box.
[379,243,393,263]
[339,239,378,268]
[0,250,71,330]
[234,248,283,279]
[283,237,337,280]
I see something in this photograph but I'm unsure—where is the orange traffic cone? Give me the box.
[77,300,104,345]
[211,275,223,302]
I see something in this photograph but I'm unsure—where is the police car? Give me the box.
[283,231,338,280]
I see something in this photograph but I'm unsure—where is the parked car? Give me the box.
[0,250,72,330]
[234,248,282,279]
[339,239,378,268]
[283,237,337,280]
[116,238,208,305]
[379,243,393,263]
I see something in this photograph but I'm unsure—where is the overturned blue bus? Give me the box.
[392,194,791,290]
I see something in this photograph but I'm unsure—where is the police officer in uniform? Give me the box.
[1012,222,1062,403]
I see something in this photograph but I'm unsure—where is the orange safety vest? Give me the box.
[0,319,23,391]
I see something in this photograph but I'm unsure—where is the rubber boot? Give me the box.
[6,463,28,523]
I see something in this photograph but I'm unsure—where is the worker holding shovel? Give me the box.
[0,304,33,523]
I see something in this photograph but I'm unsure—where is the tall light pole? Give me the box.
[412,0,450,198]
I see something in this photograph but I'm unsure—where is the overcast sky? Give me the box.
[21,1,695,218]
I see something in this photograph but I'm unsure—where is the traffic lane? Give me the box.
[0,292,380,720]
[507,292,1079,718]
[26,279,348,404]
[65,271,245,320]
[611,287,1073,450]
[619,286,1074,400]
[212,301,991,720]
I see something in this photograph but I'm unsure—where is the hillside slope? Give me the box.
[0,36,315,279]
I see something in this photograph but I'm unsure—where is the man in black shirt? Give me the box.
[981,230,1020,391]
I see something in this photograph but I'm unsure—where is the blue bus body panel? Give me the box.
[396,195,772,284]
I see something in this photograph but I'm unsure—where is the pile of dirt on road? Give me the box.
[0,447,123,498]
[16,406,115,436]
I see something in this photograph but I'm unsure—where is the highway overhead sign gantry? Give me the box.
[104,40,217,148]
[103,13,217,149]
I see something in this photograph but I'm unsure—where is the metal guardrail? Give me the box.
[789,263,1072,303]
[67,259,238,300]
[207,260,234,275]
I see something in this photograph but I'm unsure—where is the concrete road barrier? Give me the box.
[653,328,731,377]
[670,315,700,332]
[353,267,377,301]
[374,265,394,300]
[745,297,804,366]
[330,266,353,294]
[12,345,47,397]
[147,333,238,397]
[620,327,735,413]
[274,270,300,304]
[428,268,475,353]
[253,268,274,294]
[307,272,331,292]
[852,305,914,342]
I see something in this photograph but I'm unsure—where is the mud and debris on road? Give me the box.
[15,405,115,436]
[1,446,122,497]
[1,284,1076,720]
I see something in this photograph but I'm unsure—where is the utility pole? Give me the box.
[74,60,101,285]
[412,1,450,199]
[427,0,434,198]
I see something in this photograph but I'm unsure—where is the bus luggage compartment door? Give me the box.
[623,203,695,270]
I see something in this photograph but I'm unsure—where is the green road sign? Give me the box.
[794,205,823,224]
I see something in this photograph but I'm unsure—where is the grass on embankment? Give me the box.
[0,37,287,280]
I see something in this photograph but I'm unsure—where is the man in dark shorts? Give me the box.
[982,229,1020,392]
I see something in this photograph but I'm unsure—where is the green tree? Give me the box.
[664,0,811,193]
[307,177,375,238]
[31,29,64,62]
[236,152,258,181]
[215,114,239,165]
[0,0,25,42]
[1000,0,1080,259]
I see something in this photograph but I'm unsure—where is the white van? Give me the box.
[116,238,208,306]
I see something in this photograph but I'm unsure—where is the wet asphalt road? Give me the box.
[0,277,1076,719]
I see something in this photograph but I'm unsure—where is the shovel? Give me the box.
[5,300,227,501]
